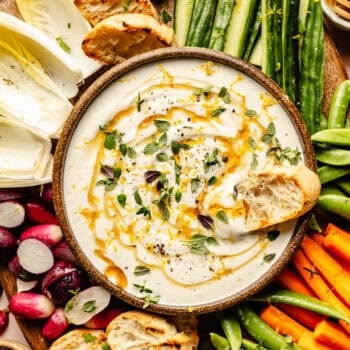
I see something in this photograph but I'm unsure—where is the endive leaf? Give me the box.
[16,0,102,79]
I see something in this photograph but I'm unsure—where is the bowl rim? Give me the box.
[53,47,316,315]
[321,0,350,31]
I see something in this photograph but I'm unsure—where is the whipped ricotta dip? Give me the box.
[63,57,305,308]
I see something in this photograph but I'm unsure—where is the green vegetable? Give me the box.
[312,128,350,146]
[248,35,262,67]
[238,305,302,350]
[316,147,350,166]
[217,310,242,350]
[174,0,196,46]
[243,3,262,62]
[317,193,350,220]
[317,165,350,184]
[209,332,230,350]
[320,184,346,197]
[250,289,350,322]
[336,177,350,195]
[327,80,350,129]
[208,0,235,51]
[186,0,217,47]
[56,36,71,53]
[241,338,268,350]
[224,0,259,58]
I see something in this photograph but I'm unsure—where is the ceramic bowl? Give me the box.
[0,339,30,350]
[321,0,350,31]
[53,47,316,315]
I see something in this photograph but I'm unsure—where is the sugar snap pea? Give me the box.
[250,289,350,322]
[317,165,350,184]
[318,193,350,221]
[319,113,328,131]
[242,338,268,350]
[217,310,242,350]
[321,184,347,196]
[328,80,350,129]
[336,177,350,195]
[210,332,230,350]
[316,147,350,166]
[312,128,350,146]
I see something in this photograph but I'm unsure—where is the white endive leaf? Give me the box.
[16,0,102,79]
[0,12,82,98]
[0,118,53,188]
[0,36,72,138]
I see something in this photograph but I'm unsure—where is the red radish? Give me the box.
[20,224,63,247]
[8,256,37,282]
[42,261,87,305]
[25,201,58,225]
[0,200,25,228]
[9,292,55,319]
[0,227,16,261]
[0,188,25,202]
[0,309,9,335]
[42,307,69,341]
[17,238,54,274]
[53,241,77,264]
[16,278,39,293]
[64,286,111,325]
[41,184,53,206]
[84,307,123,329]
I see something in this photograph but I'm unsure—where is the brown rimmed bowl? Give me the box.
[53,47,316,315]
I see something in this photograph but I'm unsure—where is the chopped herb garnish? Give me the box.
[154,199,170,220]
[248,136,256,150]
[218,86,231,103]
[158,132,168,147]
[67,22,71,29]
[182,234,218,255]
[250,154,259,170]
[133,282,152,293]
[101,342,110,350]
[104,133,117,149]
[211,107,226,117]
[193,85,213,97]
[134,265,150,276]
[191,177,201,193]
[216,210,229,224]
[96,165,121,191]
[136,92,145,112]
[119,144,128,156]
[154,119,170,133]
[156,152,170,162]
[136,206,151,218]
[303,267,319,277]
[263,253,276,263]
[198,214,215,230]
[245,109,258,117]
[83,333,96,343]
[262,122,276,144]
[267,230,280,241]
[144,142,160,154]
[174,161,181,185]
[117,193,127,208]
[208,176,217,185]
[127,146,137,159]
[162,9,172,23]
[144,170,161,184]
[204,148,220,172]
[267,138,301,165]
[134,190,143,206]
[141,294,160,309]
[82,300,97,313]
[175,190,182,203]
[171,141,190,155]
[56,36,71,53]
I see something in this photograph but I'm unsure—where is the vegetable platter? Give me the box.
[0,0,349,349]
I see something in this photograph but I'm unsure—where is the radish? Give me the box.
[41,183,53,206]
[53,241,77,264]
[0,188,25,201]
[20,224,63,247]
[84,307,123,329]
[9,292,55,319]
[8,255,21,276]
[0,309,9,335]
[64,286,111,325]
[42,307,69,341]
[0,200,25,228]
[0,227,16,261]
[42,261,87,305]
[17,238,54,274]
[16,278,39,293]
[25,201,58,225]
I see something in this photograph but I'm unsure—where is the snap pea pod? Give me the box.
[319,113,328,131]
[317,165,350,184]
[238,305,302,350]
[321,184,347,196]
[242,338,268,350]
[316,147,350,166]
[312,128,350,146]
[217,310,242,350]
[328,80,350,129]
[318,193,350,221]
[250,289,350,322]
[210,332,230,350]
[336,177,350,195]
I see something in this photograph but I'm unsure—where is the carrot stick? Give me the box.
[310,232,325,246]
[314,320,350,350]
[275,266,316,297]
[292,249,350,335]
[278,304,323,330]
[324,223,350,264]
[301,235,350,307]
[260,305,332,350]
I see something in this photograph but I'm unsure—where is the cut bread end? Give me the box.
[236,165,321,231]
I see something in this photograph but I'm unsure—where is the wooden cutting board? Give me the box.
[0,1,348,349]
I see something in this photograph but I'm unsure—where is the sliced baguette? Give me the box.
[82,13,174,65]
[236,165,321,231]
[49,329,107,350]
[74,0,159,26]
[106,310,198,349]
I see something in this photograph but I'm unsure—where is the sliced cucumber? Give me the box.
[224,0,259,58]
[249,35,262,67]
[174,0,196,46]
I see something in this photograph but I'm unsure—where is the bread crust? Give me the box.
[74,0,159,26]
[82,13,174,65]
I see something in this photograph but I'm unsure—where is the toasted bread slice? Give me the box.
[106,310,198,349]
[82,13,174,65]
[49,329,107,350]
[236,165,321,231]
[74,0,159,26]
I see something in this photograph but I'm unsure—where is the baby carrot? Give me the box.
[314,320,350,350]
[324,223,350,264]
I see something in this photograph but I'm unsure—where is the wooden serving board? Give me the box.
[0,1,348,349]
